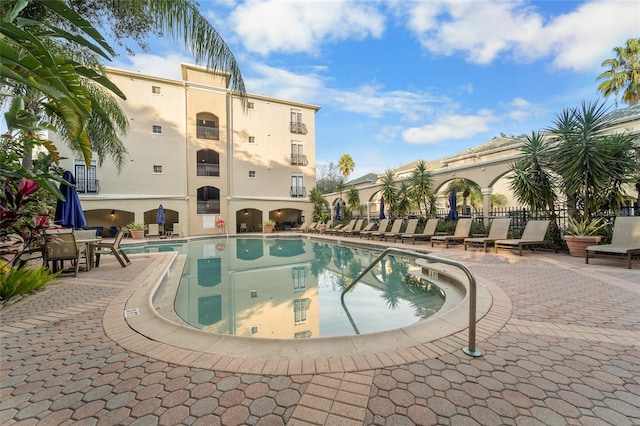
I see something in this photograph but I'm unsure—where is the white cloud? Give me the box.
[402,0,639,71]
[110,53,193,81]
[229,0,385,55]
[501,97,545,121]
[403,110,497,144]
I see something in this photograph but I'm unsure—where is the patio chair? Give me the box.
[328,220,352,235]
[585,216,640,269]
[401,218,439,244]
[362,219,388,240]
[337,219,364,236]
[494,220,552,256]
[372,219,398,240]
[344,221,371,237]
[304,222,318,233]
[464,218,511,252]
[92,229,131,268]
[384,219,417,242]
[294,220,311,233]
[44,230,86,277]
[431,218,473,248]
[147,223,160,238]
[170,223,183,238]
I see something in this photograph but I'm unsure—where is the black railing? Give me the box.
[197,163,220,177]
[75,179,99,194]
[290,154,308,166]
[197,200,220,214]
[289,122,308,135]
[196,126,219,140]
[290,186,306,198]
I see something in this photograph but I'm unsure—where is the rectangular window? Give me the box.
[291,174,304,198]
[251,326,258,334]
[152,125,162,134]
[291,142,306,165]
[292,267,306,293]
[74,162,98,194]
[153,165,163,174]
[248,102,255,109]
[249,171,256,178]
[294,299,310,324]
[152,86,161,94]
[290,109,307,134]
[248,136,255,144]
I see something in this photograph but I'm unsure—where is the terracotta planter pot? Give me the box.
[264,226,274,234]
[564,235,601,257]
[130,230,144,239]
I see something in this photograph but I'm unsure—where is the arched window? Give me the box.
[197,186,220,214]
[197,149,220,177]
[196,112,219,140]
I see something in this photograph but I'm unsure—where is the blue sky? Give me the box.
[110,0,639,179]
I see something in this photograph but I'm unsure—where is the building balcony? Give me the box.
[76,179,99,194]
[290,154,308,166]
[290,187,306,198]
[197,126,219,140]
[197,163,220,177]
[289,122,308,135]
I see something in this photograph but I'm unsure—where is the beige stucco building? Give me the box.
[54,64,319,236]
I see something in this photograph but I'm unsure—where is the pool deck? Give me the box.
[1,232,639,425]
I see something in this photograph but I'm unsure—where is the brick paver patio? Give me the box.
[1,234,638,425]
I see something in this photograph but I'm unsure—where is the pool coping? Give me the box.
[105,235,512,374]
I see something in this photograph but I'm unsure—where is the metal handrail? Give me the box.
[340,247,481,357]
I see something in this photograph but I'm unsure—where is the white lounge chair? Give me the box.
[494,220,551,256]
[431,218,472,248]
[464,218,511,252]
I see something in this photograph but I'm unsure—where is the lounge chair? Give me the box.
[361,219,388,240]
[464,218,511,252]
[371,219,398,240]
[345,221,371,237]
[431,218,473,248]
[385,219,417,242]
[401,218,439,244]
[92,229,131,268]
[367,219,389,240]
[304,222,318,233]
[294,221,311,233]
[494,220,551,256]
[338,219,364,236]
[147,223,160,238]
[170,223,183,237]
[585,216,640,269]
[329,220,354,235]
[44,229,87,277]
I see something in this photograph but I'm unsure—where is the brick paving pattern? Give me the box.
[1,238,638,425]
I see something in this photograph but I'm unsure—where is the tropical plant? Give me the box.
[508,130,559,215]
[0,265,58,299]
[126,222,146,231]
[448,178,481,214]
[409,160,434,217]
[337,154,355,181]
[597,38,640,106]
[550,101,638,221]
[308,186,328,222]
[380,169,398,218]
[395,181,412,219]
[263,219,276,227]
[346,186,360,215]
[565,217,606,237]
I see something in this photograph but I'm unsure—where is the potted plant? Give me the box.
[126,222,146,239]
[263,220,276,233]
[317,213,329,233]
[563,217,605,257]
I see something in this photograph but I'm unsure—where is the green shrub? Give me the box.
[0,266,57,299]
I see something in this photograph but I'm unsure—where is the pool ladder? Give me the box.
[340,247,482,357]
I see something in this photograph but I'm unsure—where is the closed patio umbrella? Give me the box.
[157,204,165,225]
[54,171,86,228]
[447,187,459,221]
[379,197,385,219]
[334,202,341,221]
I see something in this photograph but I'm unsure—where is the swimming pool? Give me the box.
[125,237,447,339]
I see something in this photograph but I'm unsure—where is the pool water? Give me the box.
[126,237,446,339]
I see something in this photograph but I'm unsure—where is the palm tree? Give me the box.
[308,187,328,222]
[597,38,640,106]
[409,160,434,217]
[346,186,361,215]
[337,154,355,181]
[508,131,558,214]
[395,181,412,219]
[448,178,480,214]
[380,169,398,219]
[550,101,637,220]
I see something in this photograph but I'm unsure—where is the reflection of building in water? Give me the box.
[175,239,319,339]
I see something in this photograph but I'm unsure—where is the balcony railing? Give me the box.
[290,154,308,166]
[290,122,308,135]
[196,126,219,140]
[290,186,306,198]
[75,179,99,194]
[197,163,220,177]
[197,200,221,214]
